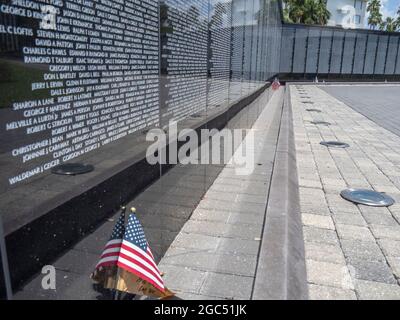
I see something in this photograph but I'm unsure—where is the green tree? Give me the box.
[380,17,398,32]
[397,7,400,29]
[367,0,383,30]
[303,0,318,24]
[284,0,305,24]
[314,0,331,25]
[283,0,330,25]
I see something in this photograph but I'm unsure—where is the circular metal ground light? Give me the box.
[311,121,331,126]
[320,141,350,148]
[307,109,322,113]
[341,189,395,207]
[52,163,94,176]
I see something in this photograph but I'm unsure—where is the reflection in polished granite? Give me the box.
[13,87,273,300]
[0,80,265,236]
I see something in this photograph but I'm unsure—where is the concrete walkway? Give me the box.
[322,85,400,138]
[158,88,284,299]
[292,84,400,300]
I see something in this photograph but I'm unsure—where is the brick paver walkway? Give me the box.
[322,85,400,138]
[292,85,400,300]
[158,89,284,300]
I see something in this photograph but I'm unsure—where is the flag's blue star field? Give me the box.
[110,212,125,240]
[124,214,148,251]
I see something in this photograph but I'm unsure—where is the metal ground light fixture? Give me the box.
[320,141,350,148]
[341,189,395,207]
[52,163,95,176]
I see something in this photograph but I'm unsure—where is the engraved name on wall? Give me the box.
[0,0,160,187]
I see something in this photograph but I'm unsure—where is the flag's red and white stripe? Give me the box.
[117,240,165,292]
[96,239,123,269]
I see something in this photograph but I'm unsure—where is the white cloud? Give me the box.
[364,0,398,27]
[381,0,395,19]
[381,0,393,20]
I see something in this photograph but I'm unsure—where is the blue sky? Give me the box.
[381,0,400,19]
[363,0,399,27]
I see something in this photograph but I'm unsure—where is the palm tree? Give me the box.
[380,17,398,32]
[303,0,319,24]
[367,0,383,30]
[284,0,306,24]
[283,6,294,23]
[397,7,400,29]
[314,0,331,25]
[283,0,331,25]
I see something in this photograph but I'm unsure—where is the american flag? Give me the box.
[117,214,165,292]
[95,210,165,293]
[95,210,126,269]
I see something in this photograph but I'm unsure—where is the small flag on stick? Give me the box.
[91,207,174,299]
[272,78,281,91]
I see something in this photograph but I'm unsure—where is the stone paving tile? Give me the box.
[300,202,332,216]
[203,190,267,204]
[358,206,398,226]
[227,212,264,225]
[370,225,400,241]
[378,239,400,257]
[208,182,254,194]
[331,213,367,227]
[53,249,99,276]
[197,199,265,215]
[173,292,229,300]
[161,265,207,294]
[386,256,400,280]
[306,260,353,289]
[356,280,400,300]
[335,224,376,242]
[15,270,100,300]
[292,85,400,300]
[199,273,253,299]
[391,211,400,225]
[302,214,335,230]
[190,208,264,225]
[303,226,340,246]
[217,238,260,256]
[305,242,346,264]
[161,247,258,277]
[299,179,323,189]
[347,257,397,284]
[308,284,357,300]
[340,239,386,262]
[182,220,262,240]
[172,232,220,251]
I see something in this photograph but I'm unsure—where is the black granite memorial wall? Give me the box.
[0,0,282,291]
[280,23,400,79]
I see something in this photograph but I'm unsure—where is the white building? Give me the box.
[326,0,368,29]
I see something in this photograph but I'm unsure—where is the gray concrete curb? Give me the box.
[252,86,308,300]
